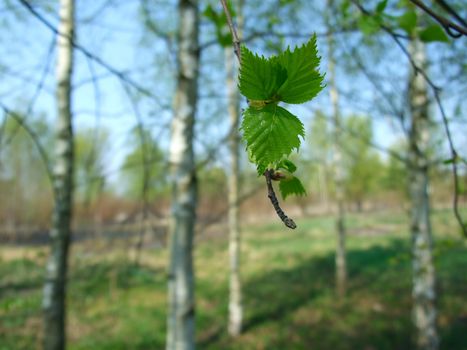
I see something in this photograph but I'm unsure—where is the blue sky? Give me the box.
[1,0,465,193]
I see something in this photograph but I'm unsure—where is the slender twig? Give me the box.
[198,184,263,232]
[17,0,168,109]
[220,0,298,229]
[435,0,467,27]
[433,92,466,237]
[340,37,409,135]
[264,170,296,229]
[119,82,152,264]
[200,28,360,51]
[351,0,466,237]
[0,103,55,196]
[1,34,55,148]
[220,0,241,62]
[409,0,467,38]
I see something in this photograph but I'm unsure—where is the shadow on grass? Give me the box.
[2,238,466,350]
[205,238,466,350]
[0,258,43,297]
[70,261,163,298]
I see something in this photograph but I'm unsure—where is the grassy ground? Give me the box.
[1,208,466,349]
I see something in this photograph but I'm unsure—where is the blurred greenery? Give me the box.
[119,128,167,201]
[0,208,466,349]
[74,128,110,205]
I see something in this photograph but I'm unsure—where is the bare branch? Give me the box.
[264,170,296,229]
[0,103,54,195]
[435,0,467,27]
[220,0,298,229]
[351,0,466,237]
[409,0,467,38]
[17,0,168,110]
[220,0,242,62]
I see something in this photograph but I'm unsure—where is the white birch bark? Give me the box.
[225,47,242,336]
[326,2,347,298]
[166,0,199,349]
[42,0,75,349]
[408,38,439,350]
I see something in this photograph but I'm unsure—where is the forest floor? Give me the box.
[1,208,466,349]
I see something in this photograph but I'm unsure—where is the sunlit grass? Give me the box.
[0,208,466,349]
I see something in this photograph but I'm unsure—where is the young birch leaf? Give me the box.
[376,0,388,13]
[277,159,297,173]
[397,10,417,35]
[276,36,324,104]
[279,176,306,199]
[241,104,304,172]
[419,25,449,43]
[239,46,287,101]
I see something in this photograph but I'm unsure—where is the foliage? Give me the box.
[383,140,409,193]
[203,1,236,47]
[74,128,110,205]
[341,115,384,209]
[119,128,167,200]
[238,36,324,199]
[0,115,53,226]
[338,0,455,44]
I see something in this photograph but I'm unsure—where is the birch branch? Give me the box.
[409,0,467,38]
[351,0,466,237]
[17,0,169,110]
[220,0,297,229]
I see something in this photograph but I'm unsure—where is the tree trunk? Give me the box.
[408,38,439,350]
[166,0,199,349]
[326,1,347,299]
[42,0,75,349]
[225,46,242,336]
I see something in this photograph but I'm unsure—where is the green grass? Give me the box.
[0,208,466,349]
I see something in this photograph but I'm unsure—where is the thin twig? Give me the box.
[197,184,263,232]
[1,34,55,148]
[433,92,466,237]
[264,170,296,229]
[220,0,298,229]
[409,0,467,38]
[220,0,241,62]
[119,82,152,264]
[435,0,467,27]
[0,103,55,196]
[200,28,360,51]
[351,0,466,237]
[17,0,168,109]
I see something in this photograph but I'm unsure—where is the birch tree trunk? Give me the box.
[407,38,439,350]
[225,46,242,337]
[43,0,75,349]
[166,0,199,349]
[326,1,347,298]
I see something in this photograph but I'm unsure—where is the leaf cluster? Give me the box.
[354,0,450,43]
[238,36,324,199]
[203,2,236,47]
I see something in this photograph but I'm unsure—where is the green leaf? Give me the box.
[443,158,455,165]
[276,36,324,104]
[419,25,449,43]
[239,46,287,101]
[442,155,463,165]
[241,104,304,172]
[358,15,380,35]
[397,10,417,34]
[202,3,235,47]
[279,176,306,199]
[376,0,388,13]
[277,159,297,173]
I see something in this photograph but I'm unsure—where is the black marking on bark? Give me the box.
[264,169,296,229]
